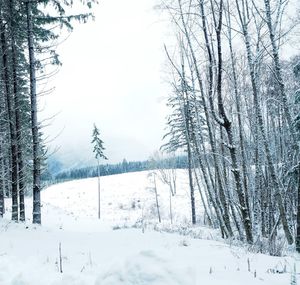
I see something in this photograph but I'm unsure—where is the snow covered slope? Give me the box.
[0,171,298,285]
[42,170,200,226]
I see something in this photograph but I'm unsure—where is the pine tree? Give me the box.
[91,124,107,219]
[24,0,96,224]
[0,0,96,224]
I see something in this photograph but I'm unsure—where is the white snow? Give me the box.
[42,170,199,225]
[0,170,298,285]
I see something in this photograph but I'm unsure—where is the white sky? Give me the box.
[40,0,299,169]
[41,0,171,167]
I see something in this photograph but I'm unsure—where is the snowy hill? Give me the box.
[0,171,298,285]
[43,170,199,225]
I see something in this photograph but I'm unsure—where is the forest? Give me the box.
[42,156,187,182]
[0,0,299,283]
[0,0,95,224]
[160,0,300,254]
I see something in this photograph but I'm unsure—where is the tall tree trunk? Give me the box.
[187,139,196,224]
[296,164,300,253]
[153,174,161,223]
[235,0,293,244]
[263,0,294,141]
[97,158,101,219]
[0,89,6,217]
[254,118,263,236]
[26,1,41,224]
[178,0,232,235]
[210,0,253,243]
[0,139,4,217]
[193,167,213,226]
[179,49,197,225]
[183,86,196,225]
[169,184,173,224]
[0,17,19,222]
[225,7,251,218]
[9,0,26,221]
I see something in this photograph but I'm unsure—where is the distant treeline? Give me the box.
[42,156,188,183]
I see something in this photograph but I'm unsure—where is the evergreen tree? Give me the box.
[0,0,96,224]
[91,124,107,219]
[92,124,108,161]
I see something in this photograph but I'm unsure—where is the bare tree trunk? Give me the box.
[190,106,226,231]
[9,0,25,221]
[169,186,173,224]
[171,168,177,195]
[263,0,294,140]
[187,50,224,231]
[209,0,253,243]
[0,139,4,217]
[193,167,213,226]
[225,6,251,217]
[0,17,19,222]
[179,46,196,225]
[153,174,161,223]
[97,158,101,219]
[296,164,300,252]
[235,0,293,244]
[26,0,41,224]
[178,0,232,235]
[254,118,263,236]
[193,134,227,233]
[187,141,196,224]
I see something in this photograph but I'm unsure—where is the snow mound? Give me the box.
[96,250,193,285]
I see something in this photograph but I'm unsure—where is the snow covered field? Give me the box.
[0,171,298,285]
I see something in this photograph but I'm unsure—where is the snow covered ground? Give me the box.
[42,170,204,227]
[0,170,299,285]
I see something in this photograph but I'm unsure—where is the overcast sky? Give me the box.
[41,0,171,167]
[40,0,299,168]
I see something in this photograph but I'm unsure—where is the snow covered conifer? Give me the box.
[91,124,107,219]
[92,124,107,161]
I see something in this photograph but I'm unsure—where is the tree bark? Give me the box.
[296,164,300,252]
[9,0,26,222]
[153,174,161,223]
[0,17,19,222]
[97,158,101,219]
[263,0,295,141]
[178,0,232,234]
[235,0,293,244]
[26,0,41,224]
[0,139,4,217]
